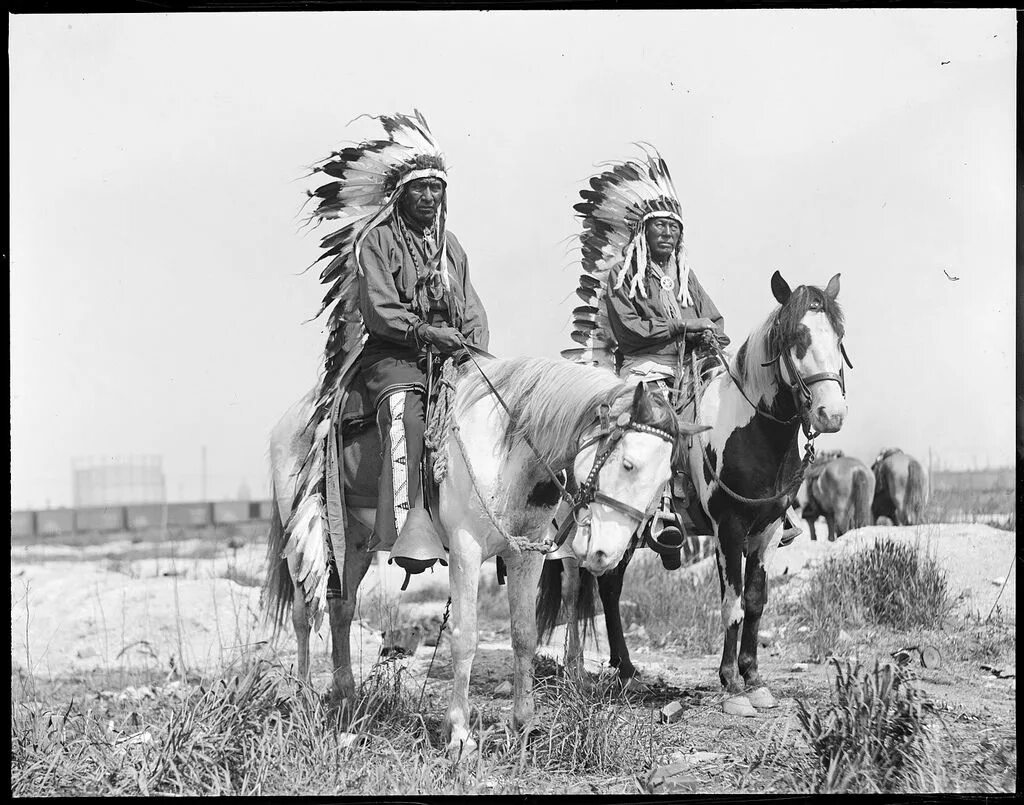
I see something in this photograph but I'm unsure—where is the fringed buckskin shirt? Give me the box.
[358,216,489,367]
[606,263,725,368]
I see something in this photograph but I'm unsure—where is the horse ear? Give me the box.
[630,381,647,417]
[825,273,841,299]
[771,271,791,305]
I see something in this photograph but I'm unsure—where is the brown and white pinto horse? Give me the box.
[538,271,851,715]
[695,270,850,714]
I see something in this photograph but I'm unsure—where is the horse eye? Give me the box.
[622,459,635,472]
[809,300,821,310]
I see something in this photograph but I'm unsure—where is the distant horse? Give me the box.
[539,271,851,716]
[263,356,689,755]
[800,453,875,541]
[871,448,928,525]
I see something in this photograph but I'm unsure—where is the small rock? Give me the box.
[647,762,699,793]
[659,700,685,724]
[115,730,153,748]
[758,629,775,647]
[337,732,361,748]
[797,626,810,634]
[76,647,99,659]
[837,629,851,643]
[494,681,513,697]
[791,663,809,673]
[990,578,1004,586]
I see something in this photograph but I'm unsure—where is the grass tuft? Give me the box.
[796,658,935,793]
[790,538,954,661]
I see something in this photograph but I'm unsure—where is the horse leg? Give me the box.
[443,525,483,757]
[560,557,585,681]
[600,547,640,689]
[826,515,837,542]
[291,579,311,684]
[716,516,755,716]
[738,527,778,710]
[806,517,818,541]
[326,510,375,706]
[505,550,545,736]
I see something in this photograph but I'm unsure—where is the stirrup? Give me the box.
[778,515,801,547]
[646,509,684,571]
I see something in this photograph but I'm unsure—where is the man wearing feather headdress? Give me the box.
[293,111,488,588]
[356,160,489,554]
[567,147,797,569]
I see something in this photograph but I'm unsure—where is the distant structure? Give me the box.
[72,455,166,507]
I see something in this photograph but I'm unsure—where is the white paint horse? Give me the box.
[262,356,689,754]
[539,271,852,715]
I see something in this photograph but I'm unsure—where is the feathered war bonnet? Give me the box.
[575,145,692,307]
[302,109,449,402]
[281,112,449,630]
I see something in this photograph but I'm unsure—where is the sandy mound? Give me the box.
[770,522,1016,617]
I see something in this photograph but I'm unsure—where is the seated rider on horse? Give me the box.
[299,111,488,587]
[569,147,799,570]
[356,144,489,565]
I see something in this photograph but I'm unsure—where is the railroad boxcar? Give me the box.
[74,506,127,533]
[11,510,36,539]
[35,508,75,536]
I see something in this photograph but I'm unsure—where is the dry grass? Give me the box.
[924,487,1015,530]
[785,537,955,661]
[621,550,721,654]
[796,659,936,793]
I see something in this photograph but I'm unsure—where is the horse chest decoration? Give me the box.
[541,270,853,716]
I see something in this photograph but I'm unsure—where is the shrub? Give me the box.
[791,538,954,660]
[796,659,934,793]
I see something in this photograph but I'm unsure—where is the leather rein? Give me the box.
[695,331,854,507]
[460,347,675,554]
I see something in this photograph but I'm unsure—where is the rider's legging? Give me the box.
[362,355,428,553]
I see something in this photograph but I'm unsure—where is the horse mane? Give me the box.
[732,283,846,407]
[455,356,678,468]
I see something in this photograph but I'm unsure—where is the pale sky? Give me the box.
[9,9,1017,509]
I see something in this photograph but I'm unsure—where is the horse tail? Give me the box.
[536,559,599,644]
[261,484,293,636]
[852,468,874,530]
[536,559,565,643]
[576,568,598,646]
[904,459,928,525]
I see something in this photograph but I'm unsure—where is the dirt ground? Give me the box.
[9,521,1017,793]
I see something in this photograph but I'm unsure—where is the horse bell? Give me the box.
[388,507,449,591]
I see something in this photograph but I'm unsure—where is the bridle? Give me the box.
[459,346,677,554]
[550,406,676,551]
[764,338,854,414]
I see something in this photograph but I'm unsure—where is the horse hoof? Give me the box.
[745,686,778,709]
[617,674,649,696]
[722,695,757,717]
[446,736,479,762]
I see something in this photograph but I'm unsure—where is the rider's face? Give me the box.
[401,178,446,228]
[644,218,681,263]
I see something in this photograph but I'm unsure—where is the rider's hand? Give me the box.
[686,317,717,332]
[422,325,465,354]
